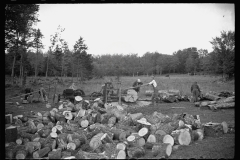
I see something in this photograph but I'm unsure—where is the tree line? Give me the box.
[5,4,235,87]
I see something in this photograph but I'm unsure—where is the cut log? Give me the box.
[89,132,104,150]
[80,119,89,128]
[138,127,149,137]
[16,138,23,145]
[15,149,27,159]
[48,150,62,159]
[52,139,57,150]
[55,125,63,131]
[75,150,108,159]
[108,116,117,127]
[5,126,18,142]
[147,134,157,143]
[33,146,51,158]
[38,128,51,138]
[52,127,57,133]
[122,89,138,102]
[25,141,41,154]
[212,102,235,109]
[162,134,174,146]
[116,150,126,159]
[101,133,114,144]
[137,137,146,147]
[50,132,58,138]
[127,146,145,158]
[67,142,77,150]
[171,129,191,145]
[37,123,44,130]
[152,143,172,157]
[64,111,73,120]
[116,143,126,150]
[219,96,235,103]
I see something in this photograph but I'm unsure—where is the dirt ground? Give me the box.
[5,99,235,159]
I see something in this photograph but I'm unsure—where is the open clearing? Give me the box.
[5,75,235,159]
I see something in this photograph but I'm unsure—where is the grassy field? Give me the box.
[5,74,235,159]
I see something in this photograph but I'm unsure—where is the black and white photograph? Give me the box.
[5,3,235,159]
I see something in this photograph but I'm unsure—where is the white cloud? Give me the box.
[35,3,235,56]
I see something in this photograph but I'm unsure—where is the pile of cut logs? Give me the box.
[195,91,235,111]
[5,99,234,159]
[145,89,189,103]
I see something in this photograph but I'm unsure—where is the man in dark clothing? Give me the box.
[24,88,34,103]
[191,82,201,102]
[132,79,143,93]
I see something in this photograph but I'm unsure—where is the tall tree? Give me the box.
[210,30,235,79]
[73,37,92,81]
[30,28,44,78]
[5,4,40,85]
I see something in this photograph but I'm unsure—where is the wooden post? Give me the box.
[53,82,57,103]
[118,87,121,105]
[104,83,107,103]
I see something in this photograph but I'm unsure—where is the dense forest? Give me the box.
[5,4,235,86]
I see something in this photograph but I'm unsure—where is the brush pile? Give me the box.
[5,98,234,159]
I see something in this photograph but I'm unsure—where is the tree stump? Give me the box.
[5,126,18,142]
[203,122,224,137]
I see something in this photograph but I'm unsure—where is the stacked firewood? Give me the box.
[195,91,235,110]
[5,99,234,159]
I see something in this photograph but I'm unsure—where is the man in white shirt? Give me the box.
[148,75,158,106]
[69,83,77,90]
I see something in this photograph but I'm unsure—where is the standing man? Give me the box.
[148,75,158,106]
[191,82,201,102]
[39,84,48,102]
[132,79,143,93]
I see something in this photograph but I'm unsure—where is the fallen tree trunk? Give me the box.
[209,102,235,110]
[204,93,221,101]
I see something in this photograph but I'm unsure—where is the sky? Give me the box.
[34,3,235,56]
